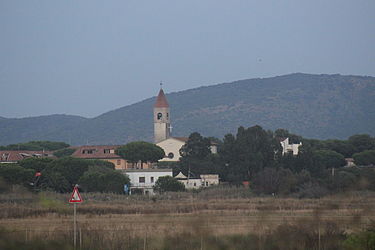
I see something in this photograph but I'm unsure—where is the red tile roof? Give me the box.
[71,145,122,159]
[154,89,169,108]
[0,150,54,163]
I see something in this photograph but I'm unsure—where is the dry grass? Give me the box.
[0,187,374,249]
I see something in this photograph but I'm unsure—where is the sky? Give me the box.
[1,0,374,118]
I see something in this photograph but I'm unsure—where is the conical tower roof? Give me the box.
[154,89,169,108]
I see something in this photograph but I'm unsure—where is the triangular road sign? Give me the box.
[69,186,83,203]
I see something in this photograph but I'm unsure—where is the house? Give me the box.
[345,158,356,167]
[121,169,173,195]
[279,138,302,155]
[153,88,217,161]
[71,145,151,170]
[174,172,219,189]
[0,150,54,164]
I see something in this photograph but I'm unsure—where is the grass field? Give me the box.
[0,186,374,249]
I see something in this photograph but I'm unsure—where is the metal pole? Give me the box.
[74,203,77,249]
[318,222,321,250]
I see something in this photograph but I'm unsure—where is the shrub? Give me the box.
[79,169,129,193]
[154,176,185,193]
[252,167,297,195]
[344,231,375,250]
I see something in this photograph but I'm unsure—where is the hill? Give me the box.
[0,114,87,145]
[0,73,374,145]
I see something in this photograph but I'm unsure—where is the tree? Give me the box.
[252,167,297,195]
[313,150,346,169]
[179,132,211,159]
[79,168,130,193]
[116,141,165,166]
[39,157,114,192]
[153,176,185,193]
[178,132,217,176]
[321,139,355,158]
[275,129,302,144]
[219,125,281,183]
[353,150,375,166]
[0,141,69,151]
[53,148,76,158]
[19,158,54,172]
[348,134,375,154]
[40,171,70,193]
[0,164,34,186]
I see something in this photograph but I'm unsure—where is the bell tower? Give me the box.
[154,87,171,143]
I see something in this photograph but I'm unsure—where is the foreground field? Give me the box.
[0,187,374,249]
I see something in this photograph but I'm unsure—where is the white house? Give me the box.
[280,138,302,155]
[174,172,219,189]
[122,169,173,195]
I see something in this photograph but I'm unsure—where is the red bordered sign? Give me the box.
[69,186,83,203]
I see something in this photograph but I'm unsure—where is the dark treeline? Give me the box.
[0,157,129,193]
[174,125,375,197]
[0,141,70,151]
[1,128,375,197]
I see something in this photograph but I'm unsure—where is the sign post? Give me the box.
[69,184,83,249]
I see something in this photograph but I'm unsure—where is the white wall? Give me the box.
[280,138,302,155]
[125,170,173,188]
[157,138,185,161]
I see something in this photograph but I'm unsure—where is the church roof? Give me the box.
[174,172,187,179]
[154,89,169,108]
[172,137,189,142]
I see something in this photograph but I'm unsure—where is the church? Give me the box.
[153,88,217,162]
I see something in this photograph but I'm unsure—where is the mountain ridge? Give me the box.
[1,73,374,145]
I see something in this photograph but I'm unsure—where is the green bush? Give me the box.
[344,231,375,250]
[79,169,129,193]
[154,176,185,193]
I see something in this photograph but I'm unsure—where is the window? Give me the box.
[151,177,154,183]
[1,153,9,161]
[139,177,145,183]
[82,149,96,154]
[193,183,196,187]
[104,149,111,154]
[157,113,162,120]
[168,152,174,159]
[206,181,209,186]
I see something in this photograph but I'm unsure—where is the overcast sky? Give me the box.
[1,0,374,118]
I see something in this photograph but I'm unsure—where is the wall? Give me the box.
[124,170,173,189]
[157,138,185,162]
